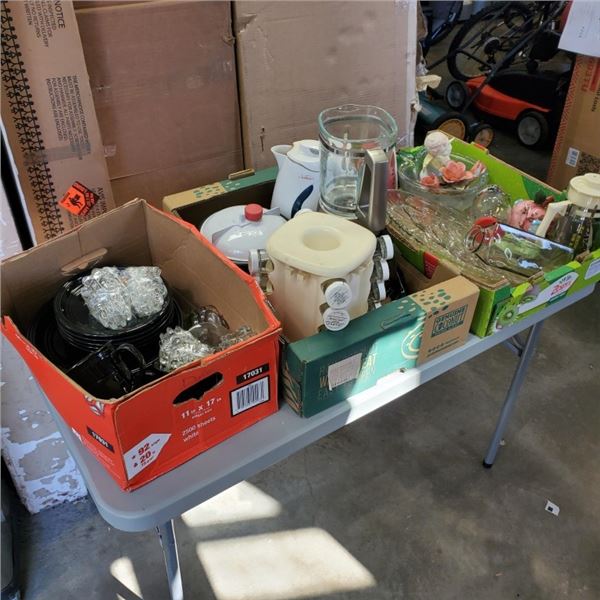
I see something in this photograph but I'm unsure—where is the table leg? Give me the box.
[483,321,544,468]
[156,520,184,600]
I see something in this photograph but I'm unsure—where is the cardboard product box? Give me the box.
[1,200,281,491]
[547,56,600,190]
[283,268,478,418]
[393,139,600,338]
[234,0,417,169]
[0,0,114,243]
[163,167,277,214]
[75,0,244,207]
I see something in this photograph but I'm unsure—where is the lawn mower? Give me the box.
[445,66,571,148]
[417,91,495,148]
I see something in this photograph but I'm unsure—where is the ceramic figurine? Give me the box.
[419,131,486,189]
[420,131,452,178]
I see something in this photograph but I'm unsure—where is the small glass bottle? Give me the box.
[370,280,386,302]
[248,249,274,276]
[371,258,390,282]
[374,235,394,260]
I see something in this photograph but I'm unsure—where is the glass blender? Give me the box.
[318,104,398,232]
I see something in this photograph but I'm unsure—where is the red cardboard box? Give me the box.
[1,200,281,491]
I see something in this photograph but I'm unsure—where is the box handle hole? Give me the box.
[173,372,223,405]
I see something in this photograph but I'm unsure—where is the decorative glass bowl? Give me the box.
[397,149,489,212]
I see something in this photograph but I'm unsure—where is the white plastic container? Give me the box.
[266,211,376,341]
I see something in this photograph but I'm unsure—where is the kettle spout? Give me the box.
[271,144,292,170]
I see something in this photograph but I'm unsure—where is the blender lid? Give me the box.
[568,173,600,208]
[200,204,286,263]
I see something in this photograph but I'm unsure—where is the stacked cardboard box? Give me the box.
[547,55,600,190]
[2,0,416,240]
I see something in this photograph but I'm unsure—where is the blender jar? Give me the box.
[318,105,398,226]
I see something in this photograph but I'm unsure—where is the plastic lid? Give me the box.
[372,281,386,301]
[287,140,320,173]
[200,205,285,263]
[376,235,394,260]
[248,249,262,275]
[376,259,390,282]
[323,280,352,308]
[568,173,600,208]
[322,307,350,331]
[244,204,263,221]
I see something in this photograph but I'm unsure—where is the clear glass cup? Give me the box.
[318,104,398,219]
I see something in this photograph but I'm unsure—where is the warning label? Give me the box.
[24,0,67,48]
[46,76,91,157]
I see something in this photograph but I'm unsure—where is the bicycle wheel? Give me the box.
[447,2,533,81]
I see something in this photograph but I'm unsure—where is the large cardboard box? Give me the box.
[234,1,417,169]
[0,0,115,243]
[1,200,281,491]
[547,55,600,190]
[75,0,244,207]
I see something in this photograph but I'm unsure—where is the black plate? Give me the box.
[53,273,172,339]
[27,303,87,370]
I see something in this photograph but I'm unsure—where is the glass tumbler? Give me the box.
[318,104,398,220]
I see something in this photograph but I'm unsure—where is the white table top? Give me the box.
[45,285,595,532]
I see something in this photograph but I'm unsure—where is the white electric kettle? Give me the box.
[271,140,320,219]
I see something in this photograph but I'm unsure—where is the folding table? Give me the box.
[44,284,595,600]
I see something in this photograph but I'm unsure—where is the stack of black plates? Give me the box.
[52,274,182,358]
[27,302,86,370]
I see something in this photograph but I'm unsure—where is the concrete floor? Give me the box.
[8,23,600,600]
[11,287,600,599]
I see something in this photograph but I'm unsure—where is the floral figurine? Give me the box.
[418,131,486,188]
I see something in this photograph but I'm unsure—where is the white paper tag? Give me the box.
[545,500,560,516]
[124,433,171,480]
[565,147,580,167]
[585,257,600,280]
[327,353,362,391]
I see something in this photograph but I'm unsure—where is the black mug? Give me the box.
[67,342,146,399]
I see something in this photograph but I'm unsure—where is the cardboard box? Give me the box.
[234,1,417,169]
[393,139,600,337]
[75,0,244,207]
[547,56,600,190]
[163,167,277,214]
[283,268,478,418]
[0,0,114,243]
[1,200,281,491]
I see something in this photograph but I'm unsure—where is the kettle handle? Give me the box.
[357,147,388,233]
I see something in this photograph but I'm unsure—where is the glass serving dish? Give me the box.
[397,148,489,212]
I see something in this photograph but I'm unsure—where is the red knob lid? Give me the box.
[244,203,263,222]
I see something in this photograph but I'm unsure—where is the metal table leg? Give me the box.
[483,321,544,468]
[156,520,184,600]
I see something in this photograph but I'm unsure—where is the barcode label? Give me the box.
[230,376,270,416]
[565,147,580,167]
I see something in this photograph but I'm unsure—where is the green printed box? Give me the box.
[283,276,478,417]
[395,139,600,337]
